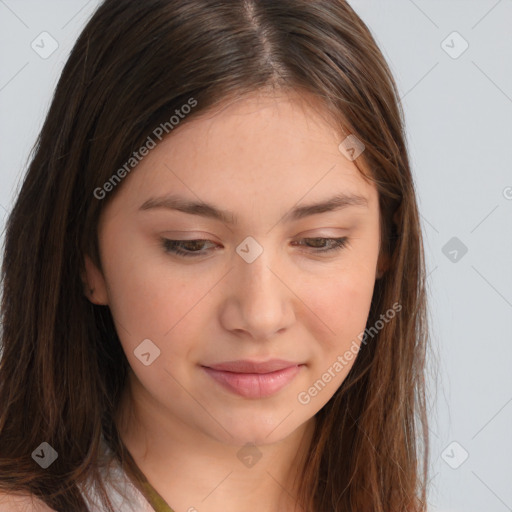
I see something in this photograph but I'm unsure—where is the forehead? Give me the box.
[105,91,378,221]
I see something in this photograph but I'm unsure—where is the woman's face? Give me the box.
[85,91,383,446]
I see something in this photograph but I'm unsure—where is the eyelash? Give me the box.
[161,237,349,258]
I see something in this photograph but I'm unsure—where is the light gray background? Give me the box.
[1,1,511,511]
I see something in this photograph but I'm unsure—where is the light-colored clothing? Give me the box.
[77,437,154,512]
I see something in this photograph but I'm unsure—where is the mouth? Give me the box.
[201,359,305,399]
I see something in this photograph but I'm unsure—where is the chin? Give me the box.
[206,412,307,448]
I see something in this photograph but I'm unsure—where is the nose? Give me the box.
[219,245,295,341]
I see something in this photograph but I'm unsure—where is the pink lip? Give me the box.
[206,358,299,373]
[202,359,303,399]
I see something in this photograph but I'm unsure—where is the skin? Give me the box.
[0,494,55,511]
[84,90,385,512]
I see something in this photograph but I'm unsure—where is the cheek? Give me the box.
[291,267,376,410]
[100,240,207,352]
[297,261,377,352]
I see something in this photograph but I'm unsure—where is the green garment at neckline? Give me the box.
[121,446,176,512]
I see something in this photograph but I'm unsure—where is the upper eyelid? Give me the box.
[162,236,345,243]
[160,228,349,240]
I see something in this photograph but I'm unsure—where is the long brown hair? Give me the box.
[0,1,430,510]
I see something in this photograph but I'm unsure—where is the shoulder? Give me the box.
[0,492,56,512]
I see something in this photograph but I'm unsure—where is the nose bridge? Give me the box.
[227,236,293,338]
[238,242,281,307]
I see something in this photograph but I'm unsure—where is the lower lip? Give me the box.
[202,365,303,399]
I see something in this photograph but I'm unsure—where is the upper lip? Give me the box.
[204,359,301,374]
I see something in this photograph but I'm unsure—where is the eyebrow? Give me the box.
[139,192,368,225]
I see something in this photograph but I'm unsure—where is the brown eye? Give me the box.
[161,237,349,259]
[292,237,349,253]
[162,239,217,257]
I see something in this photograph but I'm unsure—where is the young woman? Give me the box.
[0,1,430,510]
